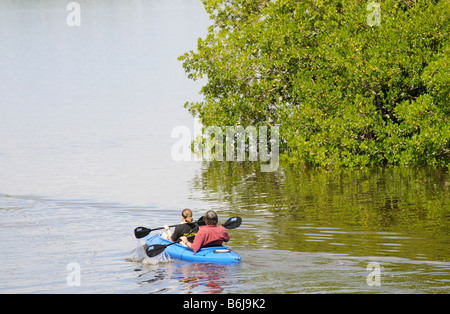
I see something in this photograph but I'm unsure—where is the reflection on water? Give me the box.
[136,261,241,294]
[183,162,450,293]
[235,249,450,294]
[189,162,449,259]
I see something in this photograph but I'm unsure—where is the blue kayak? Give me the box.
[145,234,241,264]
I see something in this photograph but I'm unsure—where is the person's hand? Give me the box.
[163,225,170,231]
[180,236,187,244]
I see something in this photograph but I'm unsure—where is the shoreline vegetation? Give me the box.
[179,0,449,169]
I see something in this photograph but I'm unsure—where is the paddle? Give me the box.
[146,240,181,258]
[218,216,242,229]
[134,224,177,239]
[145,216,242,258]
[134,216,206,239]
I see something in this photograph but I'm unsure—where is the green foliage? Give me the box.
[179,0,449,168]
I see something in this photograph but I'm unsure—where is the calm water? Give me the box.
[0,1,449,294]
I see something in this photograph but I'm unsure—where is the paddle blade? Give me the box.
[197,216,205,226]
[223,217,242,230]
[134,227,151,239]
[145,244,168,258]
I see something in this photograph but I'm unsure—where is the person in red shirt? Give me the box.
[180,210,230,253]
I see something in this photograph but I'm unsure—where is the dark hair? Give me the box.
[204,210,218,225]
[182,208,193,224]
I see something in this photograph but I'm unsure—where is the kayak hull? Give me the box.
[145,234,241,264]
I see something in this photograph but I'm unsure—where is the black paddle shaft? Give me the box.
[134,224,179,239]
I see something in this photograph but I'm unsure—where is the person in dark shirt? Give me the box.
[162,208,199,243]
[180,210,230,253]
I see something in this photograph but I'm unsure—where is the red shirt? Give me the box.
[191,225,230,253]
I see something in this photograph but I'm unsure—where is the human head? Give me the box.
[204,210,218,225]
[182,208,193,223]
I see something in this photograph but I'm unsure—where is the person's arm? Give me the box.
[181,237,192,249]
[181,230,204,253]
[163,225,173,240]
[221,226,230,242]
[224,231,230,242]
